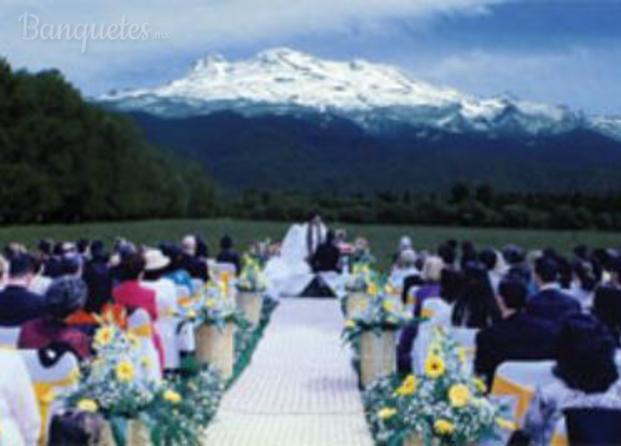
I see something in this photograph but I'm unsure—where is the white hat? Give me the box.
[144,249,170,271]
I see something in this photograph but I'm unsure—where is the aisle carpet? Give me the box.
[203,298,373,446]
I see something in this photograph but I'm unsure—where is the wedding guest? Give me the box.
[475,277,558,387]
[180,235,209,281]
[526,257,580,330]
[524,314,621,445]
[452,261,501,329]
[113,252,164,368]
[437,243,457,268]
[216,235,242,274]
[460,241,477,270]
[479,248,506,293]
[81,240,112,313]
[160,243,195,293]
[19,277,92,360]
[411,256,444,315]
[390,249,419,290]
[311,231,341,273]
[592,285,621,345]
[142,249,178,313]
[570,260,597,310]
[28,255,53,296]
[0,254,46,327]
[352,237,373,264]
[392,236,413,263]
[0,349,41,446]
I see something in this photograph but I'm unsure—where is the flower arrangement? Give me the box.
[68,323,225,446]
[345,262,378,293]
[364,327,512,446]
[69,323,158,418]
[342,294,412,344]
[236,254,267,293]
[198,282,248,330]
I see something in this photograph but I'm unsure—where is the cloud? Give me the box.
[0,0,503,92]
[411,46,621,114]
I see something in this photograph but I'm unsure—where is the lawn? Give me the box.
[0,218,619,269]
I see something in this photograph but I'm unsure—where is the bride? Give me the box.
[264,214,327,298]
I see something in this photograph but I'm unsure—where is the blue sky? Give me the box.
[1,0,619,115]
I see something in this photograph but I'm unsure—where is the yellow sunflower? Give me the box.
[434,419,455,435]
[367,283,378,296]
[77,399,99,413]
[205,298,217,309]
[164,389,182,404]
[377,407,397,420]
[424,355,446,379]
[345,319,356,329]
[396,374,417,396]
[448,384,470,408]
[115,361,135,382]
[94,326,114,346]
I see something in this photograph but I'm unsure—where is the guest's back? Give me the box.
[0,255,46,327]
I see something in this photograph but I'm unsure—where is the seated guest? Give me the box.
[479,248,506,293]
[160,243,196,293]
[526,257,580,329]
[392,236,413,263]
[0,254,46,327]
[389,249,418,290]
[411,256,444,316]
[452,261,501,329]
[180,235,209,281]
[524,314,621,445]
[216,235,242,274]
[460,241,477,270]
[475,277,558,387]
[570,260,597,310]
[19,277,92,360]
[142,249,178,311]
[592,285,621,344]
[113,252,164,368]
[0,348,41,446]
[38,239,62,279]
[503,244,530,284]
[28,255,52,296]
[310,231,341,273]
[82,240,112,314]
[437,242,457,269]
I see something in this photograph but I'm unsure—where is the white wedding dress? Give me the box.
[264,223,330,298]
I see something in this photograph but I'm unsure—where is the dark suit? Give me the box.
[310,243,340,273]
[82,259,112,313]
[475,312,558,387]
[216,250,241,275]
[526,287,581,329]
[0,285,47,327]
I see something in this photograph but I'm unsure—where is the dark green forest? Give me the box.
[0,59,215,223]
[1,61,621,231]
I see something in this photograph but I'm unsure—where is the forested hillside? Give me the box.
[0,60,215,223]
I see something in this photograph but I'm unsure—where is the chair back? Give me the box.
[564,408,621,445]
[491,360,556,423]
[421,298,452,325]
[176,319,196,353]
[0,326,21,348]
[127,309,161,382]
[19,349,80,445]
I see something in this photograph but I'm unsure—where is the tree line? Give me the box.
[0,59,216,224]
[220,185,621,231]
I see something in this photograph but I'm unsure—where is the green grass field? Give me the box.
[0,218,619,269]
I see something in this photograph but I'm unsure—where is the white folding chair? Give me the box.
[19,349,80,445]
[491,360,556,424]
[151,284,182,371]
[0,326,21,349]
[127,309,162,382]
[421,298,452,326]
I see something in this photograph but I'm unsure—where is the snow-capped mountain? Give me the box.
[100,48,618,139]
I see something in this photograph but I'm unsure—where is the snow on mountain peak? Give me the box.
[101,48,603,136]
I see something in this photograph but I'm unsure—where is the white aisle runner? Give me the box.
[203,298,374,446]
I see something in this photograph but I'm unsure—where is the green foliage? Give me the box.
[0,59,215,223]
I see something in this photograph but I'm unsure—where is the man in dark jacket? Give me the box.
[216,235,241,275]
[475,277,558,388]
[310,231,341,273]
[526,257,581,328]
[0,254,47,326]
